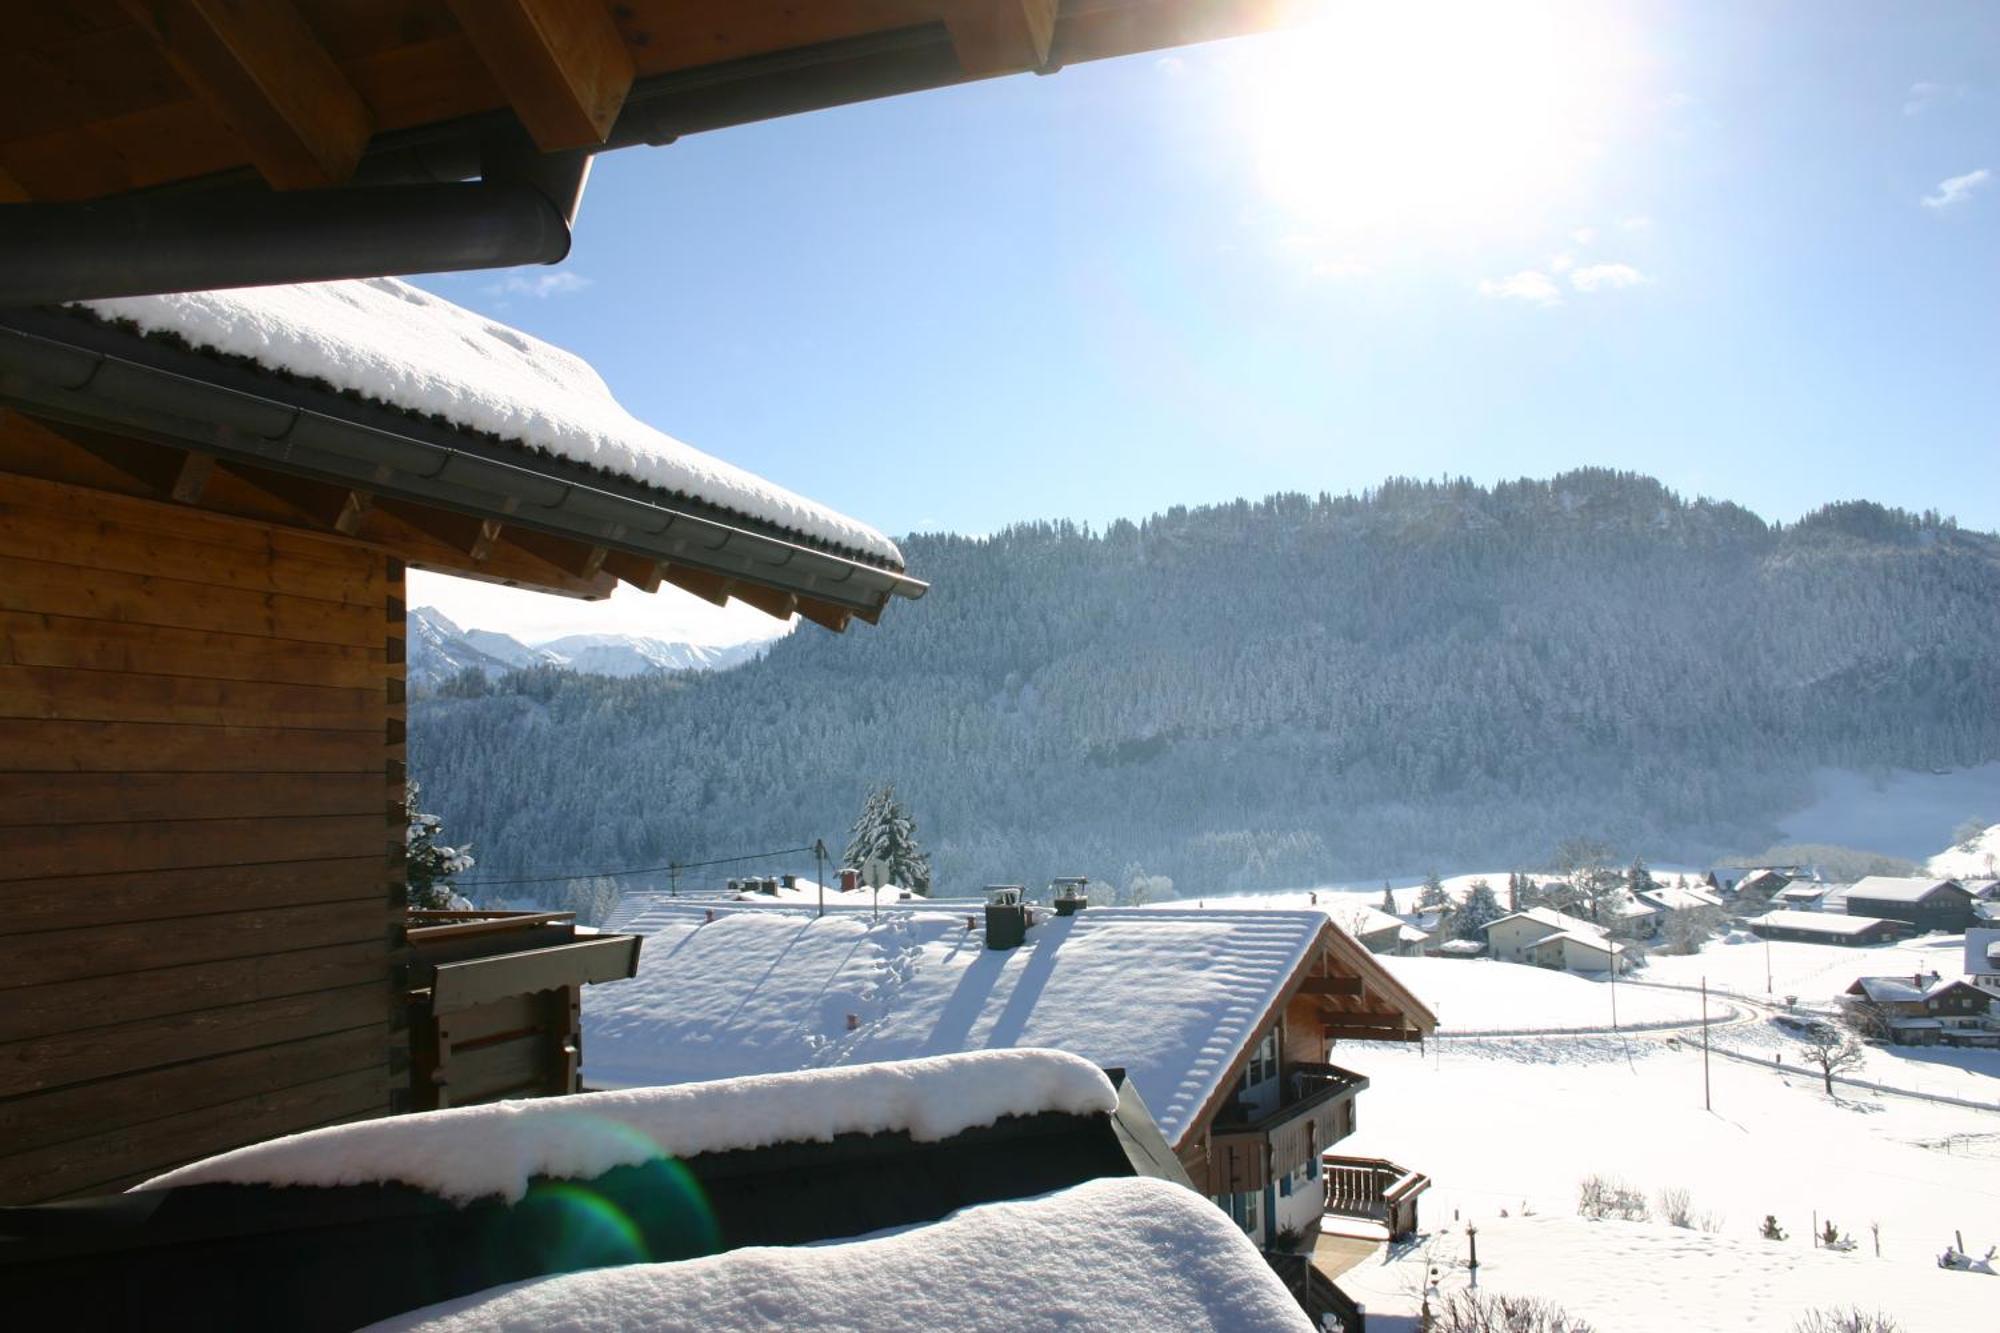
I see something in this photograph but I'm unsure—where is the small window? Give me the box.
[1279,1175,1292,1198]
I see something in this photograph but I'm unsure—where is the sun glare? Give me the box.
[1243,0,1634,260]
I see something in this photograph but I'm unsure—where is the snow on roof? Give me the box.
[1322,901,1406,937]
[1748,910,1894,936]
[1604,894,1660,918]
[1640,885,1723,912]
[76,280,902,567]
[1774,883,1828,900]
[362,1177,1312,1333]
[1484,906,1606,941]
[138,1049,1113,1205]
[1849,975,1938,1004]
[586,906,1334,1148]
[1546,930,1623,957]
[1847,876,1965,904]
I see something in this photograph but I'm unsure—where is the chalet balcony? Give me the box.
[1321,1155,1431,1238]
[1213,1062,1369,1135]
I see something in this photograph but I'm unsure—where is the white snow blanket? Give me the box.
[1343,1214,1984,1333]
[362,1177,1312,1333]
[78,279,902,565]
[138,1049,1113,1205]
[589,905,1325,1147]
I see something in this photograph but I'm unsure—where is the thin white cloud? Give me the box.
[1156,55,1187,76]
[1569,262,1648,292]
[1921,168,1991,210]
[1549,252,1576,273]
[1620,215,1653,231]
[1903,80,1967,116]
[1570,226,1598,246]
[487,270,594,298]
[1478,270,1563,306]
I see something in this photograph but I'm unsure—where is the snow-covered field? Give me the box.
[1931,820,2000,881]
[1342,1214,1983,1333]
[1333,1033,1998,1331]
[1372,956,1705,1032]
[1641,930,1970,1007]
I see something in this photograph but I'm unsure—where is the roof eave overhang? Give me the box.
[0,315,925,619]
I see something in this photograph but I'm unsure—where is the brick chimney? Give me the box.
[1052,876,1090,917]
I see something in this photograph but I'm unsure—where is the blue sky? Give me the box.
[412,0,1996,641]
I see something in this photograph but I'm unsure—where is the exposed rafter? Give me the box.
[946,0,1059,75]
[445,0,636,150]
[116,0,372,190]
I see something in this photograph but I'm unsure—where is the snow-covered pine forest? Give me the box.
[409,470,2000,892]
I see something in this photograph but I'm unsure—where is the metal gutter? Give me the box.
[0,317,926,618]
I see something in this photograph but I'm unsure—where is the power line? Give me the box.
[453,843,816,890]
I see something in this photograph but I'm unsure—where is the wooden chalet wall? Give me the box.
[0,412,406,1203]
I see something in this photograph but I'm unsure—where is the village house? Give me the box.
[583,897,1437,1255]
[1482,906,1626,973]
[1842,974,1997,1047]
[1328,901,1429,956]
[0,0,1288,1212]
[1772,881,1832,910]
[1747,909,1909,947]
[1845,877,1979,934]
[1639,882,1726,915]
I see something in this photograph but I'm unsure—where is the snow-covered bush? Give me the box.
[1657,1186,1692,1228]
[1761,1215,1788,1241]
[1434,1289,1597,1333]
[1792,1307,1900,1333]
[1577,1173,1649,1222]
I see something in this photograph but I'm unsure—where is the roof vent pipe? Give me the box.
[985,885,1027,950]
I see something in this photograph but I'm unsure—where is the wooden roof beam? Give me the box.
[947,0,1059,76]
[601,551,661,593]
[444,0,635,150]
[116,0,372,190]
[498,526,609,581]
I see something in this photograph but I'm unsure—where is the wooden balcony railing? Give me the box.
[1322,1155,1429,1238]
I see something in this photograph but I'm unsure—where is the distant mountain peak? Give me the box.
[407,607,768,687]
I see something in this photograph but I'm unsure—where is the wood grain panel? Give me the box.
[1,940,387,1040]
[0,858,383,935]
[0,771,386,826]
[0,1024,386,1159]
[0,611,387,688]
[0,718,383,772]
[0,896,390,986]
[0,1065,388,1204]
[0,664,384,730]
[0,812,383,883]
[0,554,382,646]
[0,981,392,1098]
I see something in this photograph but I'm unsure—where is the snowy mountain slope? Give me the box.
[1930,820,2000,880]
[537,633,766,677]
[407,606,767,687]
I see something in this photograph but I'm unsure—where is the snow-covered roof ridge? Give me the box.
[137,1049,1115,1205]
[75,280,903,569]
[1748,909,1893,935]
[1847,875,1964,903]
[363,1177,1313,1333]
[584,905,1348,1148]
[1487,905,1605,939]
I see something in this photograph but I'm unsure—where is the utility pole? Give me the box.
[814,838,827,919]
[1609,942,1619,1030]
[669,861,679,899]
[1765,936,1773,995]
[1701,975,1712,1111]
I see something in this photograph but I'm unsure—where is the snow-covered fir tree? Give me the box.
[406,780,475,909]
[1454,878,1505,940]
[842,783,932,895]
[1416,871,1449,909]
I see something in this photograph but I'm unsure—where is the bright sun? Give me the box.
[1241,0,1636,259]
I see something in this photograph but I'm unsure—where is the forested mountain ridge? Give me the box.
[411,471,2000,894]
